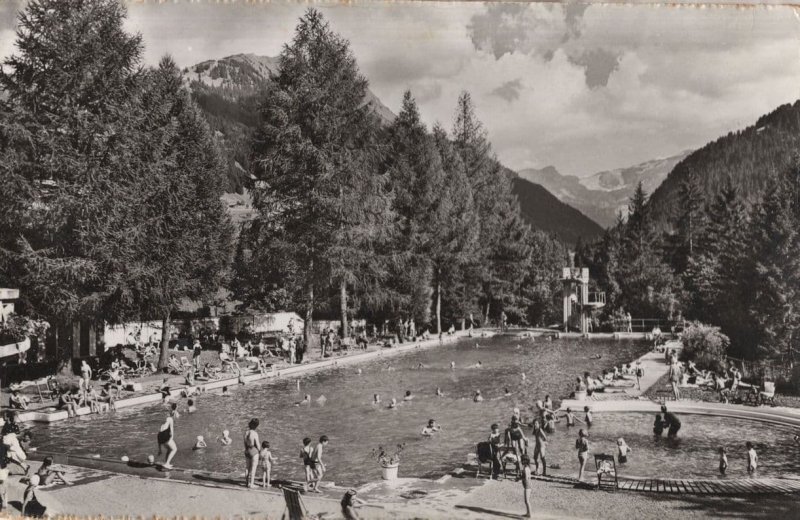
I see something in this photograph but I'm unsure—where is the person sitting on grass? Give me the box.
[167,355,183,375]
[9,390,29,411]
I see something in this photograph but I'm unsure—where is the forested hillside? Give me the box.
[648,101,800,227]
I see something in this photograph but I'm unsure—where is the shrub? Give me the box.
[679,321,730,373]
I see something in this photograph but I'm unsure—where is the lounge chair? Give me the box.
[179,356,192,370]
[594,454,618,491]
[280,488,320,520]
[759,381,776,406]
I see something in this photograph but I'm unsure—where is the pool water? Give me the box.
[31,336,784,486]
[540,412,800,480]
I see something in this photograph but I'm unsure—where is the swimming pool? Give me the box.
[29,337,652,486]
[537,412,800,480]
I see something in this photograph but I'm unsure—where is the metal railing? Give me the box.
[611,318,686,333]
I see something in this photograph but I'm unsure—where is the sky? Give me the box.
[2,1,800,176]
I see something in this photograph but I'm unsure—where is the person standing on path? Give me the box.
[661,405,682,438]
[669,362,682,400]
[244,418,261,488]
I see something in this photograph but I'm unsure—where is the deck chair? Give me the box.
[759,381,776,406]
[280,488,319,520]
[594,454,618,491]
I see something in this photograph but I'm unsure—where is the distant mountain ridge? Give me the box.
[185,54,603,244]
[518,150,692,228]
[647,100,800,228]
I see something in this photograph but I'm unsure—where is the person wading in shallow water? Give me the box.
[157,405,178,469]
[244,418,261,488]
[661,405,681,438]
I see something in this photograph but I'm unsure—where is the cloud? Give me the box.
[491,78,523,102]
[568,49,621,88]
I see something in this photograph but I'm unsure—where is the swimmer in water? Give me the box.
[296,394,311,406]
[193,435,207,450]
[417,363,427,369]
[504,388,512,397]
[357,368,362,375]
[473,390,484,402]
[521,373,527,381]
[450,361,455,370]
[472,361,483,368]
[436,387,444,397]
[218,430,233,445]
[316,395,327,404]
[388,398,398,409]
[187,399,196,413]
[403,390,413,401]
[373,394,381,404]
[421,419,442,436]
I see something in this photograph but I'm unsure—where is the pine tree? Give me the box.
[750,165,800,360]
[452,91,530,324]
[0,0,146,330]
[117,58,235,368]
[430,124,480,333]
[249,9,395,343]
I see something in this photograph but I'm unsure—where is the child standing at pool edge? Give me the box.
[260,441,276,487]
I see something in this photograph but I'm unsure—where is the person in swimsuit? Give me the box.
[653,413,665,436]
[341,489,367,520]
[746,442,758,474]
[584,406,593,427]
[244,418,261,488]
[718,447,728,475]
[617,438,631,464]
[473,390,484,402]
[520,454,532,518]
[259,441,276,487]
[301,437,315,492]
[532,420,547,476]
[193,436,207,450]
[575,429,589,481]
[157,408,177,469]
[505,417,528,475]
[311,435,329,493]
[488,423,503,480]
[559,407,582,427]
[661,405,681,438]
[403,391,413,401]
[421,419,441,436]
[219,429,232,445]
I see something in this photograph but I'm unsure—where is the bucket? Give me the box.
[381,462,399,480]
